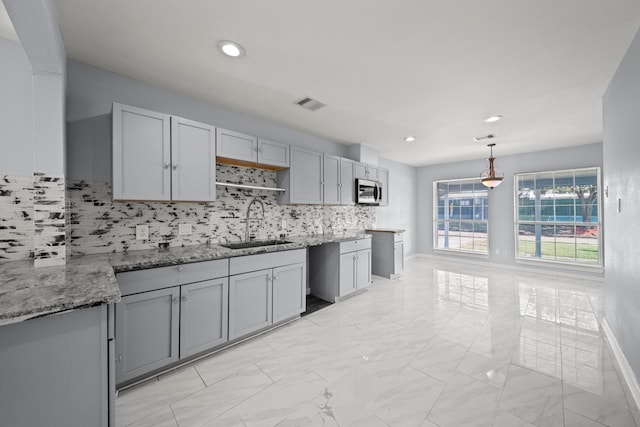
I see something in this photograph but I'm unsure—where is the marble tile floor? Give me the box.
[116,257,640,427]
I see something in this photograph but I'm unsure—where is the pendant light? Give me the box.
[480,143,504,189]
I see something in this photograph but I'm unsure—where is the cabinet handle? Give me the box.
[177,266,184,272]
[172,164,178,170]
[115,355,122,363]
[172,297,179,304]
[163,163,170,170]
[258,148,263,153]
[182,296,188,302]
[274,275,279,280]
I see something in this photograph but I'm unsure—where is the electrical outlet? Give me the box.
[136,225,149,240]
[178,223,192,236]
[281,219,287,229]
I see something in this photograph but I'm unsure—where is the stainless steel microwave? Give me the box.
[356,178,382,205]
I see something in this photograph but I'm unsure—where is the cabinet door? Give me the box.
[340,158,355,205]
[229,269,273,339]
[180,278,229,358]
[367,166,379,181]
[257,138,289,167]
[354,162,368,180]
[171,117,216,202]
[216,128,257,163]
[339,252,356,296]
[394,241,404,275]
[356,248,372,290]
[272,263,306,323]
[378,167,389,206]
[115,287,180,384]
[323,154,341,205]
[289,147,324,204]
[112,103,171,200]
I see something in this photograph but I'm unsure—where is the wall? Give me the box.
[66,60,347,158]
[0,38,34,176]
[416,143,603,275]
[377,158,418,255]
[602,27,640,380]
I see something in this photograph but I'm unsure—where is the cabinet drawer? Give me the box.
[117,266,180,296]
[229,249,306,276]
[118,259,229,296]
[339,238,371,254]
[177,259,229,285]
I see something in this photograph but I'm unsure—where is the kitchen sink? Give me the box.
[220,239,293,250]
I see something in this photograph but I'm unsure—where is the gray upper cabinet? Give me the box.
[171,117,216,202]
[340,158,356,205]
[216,128,257,163]
[112,103,215,202]
[113,103,171,201]
[378,167,389,206]
[180,278,229,357]
[354,162,368,180]
[323,154,341,205]
[354,162,379,182]
[228,269,273,340]
[216,128,290,168]
[257,138,290,168]
[277,147,324,204]
[115,287,180,384]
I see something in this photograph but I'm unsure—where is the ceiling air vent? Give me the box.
[296,97,326,112]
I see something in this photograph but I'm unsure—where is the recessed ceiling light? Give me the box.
[217,40,245,58]
[484,115,503,123]
[404,136,416,143]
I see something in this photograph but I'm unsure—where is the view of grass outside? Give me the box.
[434,178,488,255]
[515,167,601,266]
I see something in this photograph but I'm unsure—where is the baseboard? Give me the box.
[602,319,640,410]
[411,253,604,282]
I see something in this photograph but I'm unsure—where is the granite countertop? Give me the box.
[0,231,370,326]
[365,227,406,233]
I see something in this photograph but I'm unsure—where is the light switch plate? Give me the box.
[179,223,192,236]
[136,225,149,240]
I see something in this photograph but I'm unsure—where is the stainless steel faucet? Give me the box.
[245,198,266,241]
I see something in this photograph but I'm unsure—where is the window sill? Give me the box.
[433,249,490,259]
[515,257,603,274]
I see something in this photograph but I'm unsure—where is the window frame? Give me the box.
[433,177,490,257]
[513,166,603,270]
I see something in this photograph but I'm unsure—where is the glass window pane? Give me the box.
[473,222,488,252]
[518,224,536,257]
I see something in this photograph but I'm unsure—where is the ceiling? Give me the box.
[4,1,640,166]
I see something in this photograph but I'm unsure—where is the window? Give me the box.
[515,167,601,266]
[434,178,488,255]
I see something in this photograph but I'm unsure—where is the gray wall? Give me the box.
[416,143,603,275]
[0,38,34,176]
[603,27,640,380]
[377,158,417,256]
[66,60,347,158]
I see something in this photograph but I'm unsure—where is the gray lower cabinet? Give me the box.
[229,249,307,339]
[115,259,229,385]
[115,287,180,384]
[309,238,372,302]
[228,269,273,340]
[180,278,229,357]
[367,230,405,278]
[0,305,112,427]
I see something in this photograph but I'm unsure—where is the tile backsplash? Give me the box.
[67,164,376,256]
